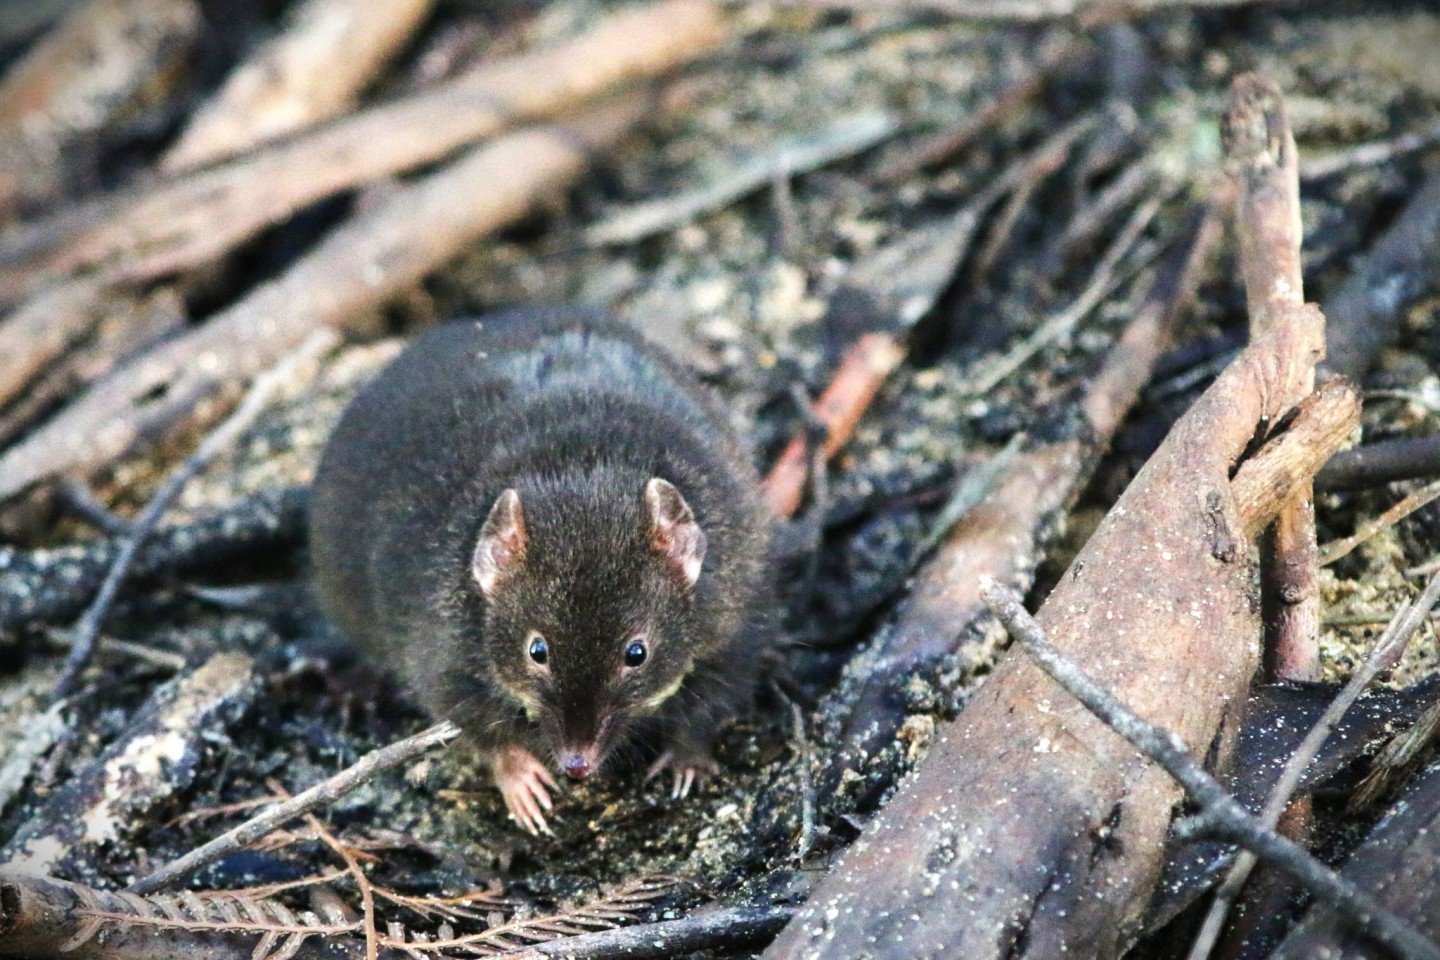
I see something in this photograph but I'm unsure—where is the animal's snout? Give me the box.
[561,750,597,780]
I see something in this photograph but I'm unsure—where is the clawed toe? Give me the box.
[493,746,558,835]
[645,750,719,800]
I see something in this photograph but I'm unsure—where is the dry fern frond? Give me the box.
[372,881,513,921]
[379,875,685,956]
[65,884,360,960]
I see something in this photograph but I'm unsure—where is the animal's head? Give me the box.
[471,477,707,779]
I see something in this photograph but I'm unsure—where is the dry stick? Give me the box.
[1187,567,1440,960]
[871,30,1083,184]
[0,278,128,411]
[1318,477,1440,567]
[761,114,1099,518]
[1230,378,1363,543]
[162,0,437,172]
[506,905,794,960]
[1226,73,1321,688]
[763,334,906,518]
[583,110,899,246]
[1301,117,1440,181]
[127,721,460,895]
[301,811,377,960]
[51,330,336,697]
[967,186,1165,393]
[0,284,185,434]
[1318,434,1440,491]
[978,579,1440,960]
[0,0,721,296]
[0,93,648,503]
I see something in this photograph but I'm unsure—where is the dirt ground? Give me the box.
[1,1,1438,957]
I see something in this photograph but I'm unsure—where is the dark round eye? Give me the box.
[624,639,648,667]
[528,635,549,665]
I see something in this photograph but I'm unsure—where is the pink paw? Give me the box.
[645,750,720,800]
[492,745,558,835]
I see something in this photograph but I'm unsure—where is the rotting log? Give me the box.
[0,653,258,879]
[162,0,437,172]
[0,0,723,301]
[766,303,1358,958]
[0,0,201,216]
[0,92,650,503]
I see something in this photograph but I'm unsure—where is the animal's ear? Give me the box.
[645,478,706,587]
[473,489,526,597]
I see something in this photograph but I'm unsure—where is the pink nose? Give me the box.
[562,754,594,780]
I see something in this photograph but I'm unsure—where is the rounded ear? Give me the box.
[473,489,526,597]
[644,478,706,587]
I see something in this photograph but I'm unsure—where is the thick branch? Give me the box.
[0,94,649,502]
[162,0,437,172]
[0,0,721,298]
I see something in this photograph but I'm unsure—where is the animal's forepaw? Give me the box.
[493,745,557,836]
[644,749,720,800]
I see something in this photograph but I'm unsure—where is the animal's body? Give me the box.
[309,306,772,831]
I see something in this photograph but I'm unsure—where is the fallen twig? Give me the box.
[1317,433,1440,491]
[763,334,906,518]
[0,93,651,503]
[979,578,1440,960]
[0,0,722,298]
[583,110,899,246]
[966,186,1165,393]
[1187,567,1440,960]
[1225,72,1321,685]
[505,904,793,960]
[1301,117,1440,181]
[162,0,437,172]
[51,331,335,697]
[1319,477,1440,566]
[128,721,460,894]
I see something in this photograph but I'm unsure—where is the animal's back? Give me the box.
[309,306,759,658]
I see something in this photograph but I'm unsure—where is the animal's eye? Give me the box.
[623,639,648,667]
[528,635,549,665]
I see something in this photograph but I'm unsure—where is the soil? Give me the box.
[1,1,1438,956]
